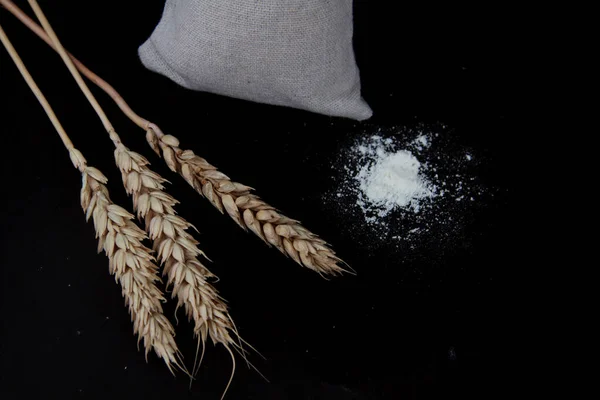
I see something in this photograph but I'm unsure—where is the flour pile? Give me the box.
[355,138,435,220]
[328,125,484,247]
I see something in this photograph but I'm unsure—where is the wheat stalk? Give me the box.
[1,0,352,277]
[0,22,182,373]
[21,1,246,388]
[75,154,183,373]
[114,144,239,351]
[114,144,252,387]
[147,128,351,277]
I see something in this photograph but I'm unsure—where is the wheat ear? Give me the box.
[76,158,183,373]
[2,0,351,277]
[146,129,348,275]
[114,144,239,350]
[23,0,245,383]
[148,129,352,277]
[0,22,183,373]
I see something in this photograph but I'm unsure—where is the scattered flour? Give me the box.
[413,134,430,151]
[328,125,484,247]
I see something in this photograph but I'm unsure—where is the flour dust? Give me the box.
[326,124,487,252]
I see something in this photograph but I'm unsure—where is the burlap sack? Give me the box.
[138,0,372,120]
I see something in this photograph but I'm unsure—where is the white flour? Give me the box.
[355,139,435,219]
[328,125,484,246]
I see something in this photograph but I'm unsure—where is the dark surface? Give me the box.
[1,1,514,399]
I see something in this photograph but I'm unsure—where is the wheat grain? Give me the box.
[147,127,351,277]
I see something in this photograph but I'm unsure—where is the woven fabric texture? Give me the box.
[138,0,372,120]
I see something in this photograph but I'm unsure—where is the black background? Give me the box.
[1,1,514,399]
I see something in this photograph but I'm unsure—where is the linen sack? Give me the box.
[138,0,372,120]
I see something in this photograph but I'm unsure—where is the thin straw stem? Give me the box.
[0,0,150,130]
[26,0,121,145]
[0,22,74,152]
